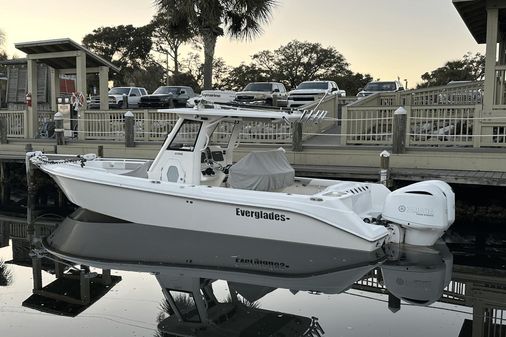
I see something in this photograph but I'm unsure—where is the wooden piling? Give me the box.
[392,107,407,154]
[54,112,65,145]
[97,145,104,158]
[292,122,303,152]
[125,111,135,147]
[379,150,391,187]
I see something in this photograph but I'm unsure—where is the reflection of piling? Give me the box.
[0,117,8,144]
[388,292,401,313]
[0,161,9,205]
[25,151,37,227]
[32,256,43,291]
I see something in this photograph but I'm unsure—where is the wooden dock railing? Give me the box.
[3,81,506,151]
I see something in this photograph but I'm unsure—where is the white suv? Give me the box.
[356,81,404,98]
[287,81,345,108]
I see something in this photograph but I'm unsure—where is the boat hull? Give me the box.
[46,170,386,252]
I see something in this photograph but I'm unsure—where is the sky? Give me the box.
[0,0,484,88]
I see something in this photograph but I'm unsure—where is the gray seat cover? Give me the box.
[228,149,294,191]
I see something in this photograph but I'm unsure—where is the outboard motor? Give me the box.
[382,180,455,246]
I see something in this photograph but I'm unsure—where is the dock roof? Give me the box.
[453,0,506,44]
[14,38,120,72]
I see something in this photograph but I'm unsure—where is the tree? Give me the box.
[220,63,270,91]
[173,53,229,91]
[150,8,196,83]
[252,40,351,89]
[82,25,154,85]
[418,52,485,88]
[334,72,373,96]
[0,30,7,76]
[155,0,277,90]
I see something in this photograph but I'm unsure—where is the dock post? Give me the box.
[379,150,391,187]
[392,107,407,154]
[122,93,129,109]
[124,111,135,147]
[0,117,8,144]
[292,122,303,152]
[54,112,65,145]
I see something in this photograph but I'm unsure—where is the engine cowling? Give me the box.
[382,180,455,246]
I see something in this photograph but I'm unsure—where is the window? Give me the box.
[130,88,141,96]
[167,289,201,323]
[168,120,202,151]
[210,121,237,147]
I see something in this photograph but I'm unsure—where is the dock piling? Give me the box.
[392,107,407,154]
[124,111,135,147]
[379,150,391,187]
[54,112,65,145]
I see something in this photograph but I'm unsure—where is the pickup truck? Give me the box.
[88,87,148,109]
[287,81,345,108]
[356,80,404,98]
[235,82,288,107]
[139,86,196,108]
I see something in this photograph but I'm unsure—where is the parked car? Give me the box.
[186,90,237,107]
[235,82,288,106]
[356,80,404,98]
[287,81,346,108]
[88,87,148,109]
[139,86,195,108]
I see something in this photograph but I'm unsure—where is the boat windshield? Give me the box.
[168,120,202,151]
[297,82,328,90]
[364,82,397,91]
[209,121,236,147]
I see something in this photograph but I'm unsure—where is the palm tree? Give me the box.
[155,0,278,89]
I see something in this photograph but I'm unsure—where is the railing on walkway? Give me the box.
[80,109,292,144]
[342,81,484,148]
[0,110,25,138]
[4,82,506,150]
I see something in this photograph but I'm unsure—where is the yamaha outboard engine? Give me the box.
[381,180,455,246]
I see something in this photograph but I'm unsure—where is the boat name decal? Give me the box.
[235,257,289,269]
[235,208,289,221]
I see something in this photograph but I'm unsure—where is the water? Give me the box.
[1,168,505,337]
[0,204,504,337]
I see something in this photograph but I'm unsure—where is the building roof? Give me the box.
[453,0,506,44]
[14,38,120,72]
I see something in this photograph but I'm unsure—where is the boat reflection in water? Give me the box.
[33,209,454,336]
